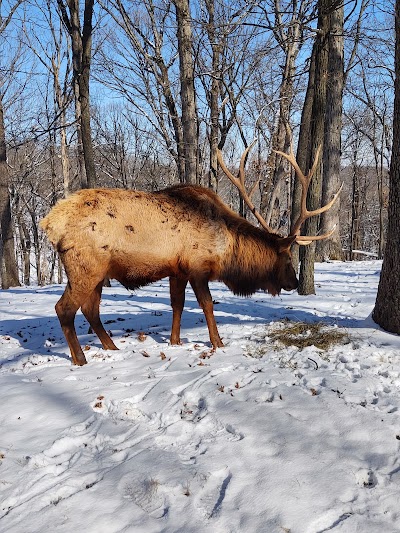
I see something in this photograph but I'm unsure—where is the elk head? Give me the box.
[217,139,342,289]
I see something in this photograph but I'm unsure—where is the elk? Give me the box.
[40,144,341,365]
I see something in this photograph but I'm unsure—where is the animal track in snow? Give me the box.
[154,406,243,466]
[122,477,168,518]
[195,466,232,519]
[0,416,105,521]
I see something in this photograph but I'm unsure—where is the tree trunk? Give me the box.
[17,215,31,285]
[316,0,344,261]
[0,95,20,288]
[291,46,317,272]
[261,20,300,230]
[205,0,220,191]
[57,0,96,188]
[73,77,87,188]
[298,0,330,295]
[174,0,198,184]
[350,156,361,260]
[372,0,400,334]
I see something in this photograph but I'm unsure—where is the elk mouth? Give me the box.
[281,281,298,292]
[282,286,297,293]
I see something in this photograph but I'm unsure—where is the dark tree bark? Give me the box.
[372,0,400,334]
[0,95,20,288]
[297,0,330,295]
[57,0,96,188]
[204,0,220,191]
[173,0,198,184]
[291,46,316,272]
[316,0,344,261]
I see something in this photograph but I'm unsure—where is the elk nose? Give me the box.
[284,278,298,291]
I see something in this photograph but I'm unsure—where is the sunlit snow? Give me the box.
[1,261,400,532]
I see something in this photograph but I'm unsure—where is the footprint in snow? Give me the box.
[195,466,232,519]
[121,476,168,518]
[354,468,378,488]
[93,397,151,423]
[180,392,208,422]
[154,412,243,466]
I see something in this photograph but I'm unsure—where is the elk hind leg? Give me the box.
[190,277,224,349]
[170,276,188,345]
[81,281,118,351]
[55,283,88,366]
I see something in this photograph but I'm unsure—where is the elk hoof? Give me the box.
[72,354,88,366]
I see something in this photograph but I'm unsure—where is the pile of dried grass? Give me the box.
[268,320,349,351]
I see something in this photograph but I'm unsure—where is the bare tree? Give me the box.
[372,0,400,334]
[295,0,330,295]
[316,0,344,261]
[0,0,24,288]
[196,0,261,190]
[100,0,191,182]
[25,0,73,197]
[56,0,96,188]
[256,0,316,229]
[173,0,198,183]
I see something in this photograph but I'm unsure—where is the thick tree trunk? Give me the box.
[298,0,330,294]
[372,0,400,334]
[291,46,316,272]
[0,95,20,288]
[316,1,344,261]
[174,0,198,184]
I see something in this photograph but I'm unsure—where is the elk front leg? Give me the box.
[81,281,118,351]
[189,277,224,349]
[55,283,88,366]
[169,276,188,345]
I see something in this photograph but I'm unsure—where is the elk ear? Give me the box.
[277,235,297,253]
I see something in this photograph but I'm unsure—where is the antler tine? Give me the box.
[295,224,337,245]
[217,145,273,233]
[275,146,310,237]
[249,178,260,200]
[275,143,342,244]
[308,144,322,181]
[239,139,257,188]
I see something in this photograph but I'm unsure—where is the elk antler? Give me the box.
[275,143,343,245]
[217,141,273,232]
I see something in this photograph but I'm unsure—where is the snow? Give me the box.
[1,260,400,533]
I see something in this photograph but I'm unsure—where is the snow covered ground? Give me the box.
[1,260,400,533]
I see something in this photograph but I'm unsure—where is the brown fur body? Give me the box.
[40,184,298,365]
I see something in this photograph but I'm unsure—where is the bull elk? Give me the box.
[40,144,341,365]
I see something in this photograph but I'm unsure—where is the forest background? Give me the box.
[0,0,395,290]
